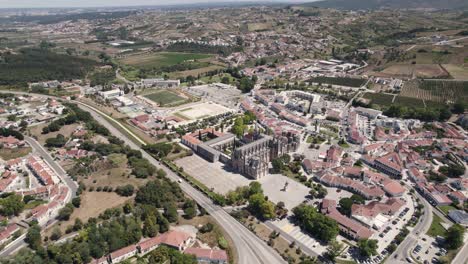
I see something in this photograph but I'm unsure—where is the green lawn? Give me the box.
[438,205,457,215]
[427,213,447,237]
[144,90,187,107]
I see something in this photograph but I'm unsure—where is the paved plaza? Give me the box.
[258,174,310,210]
[175,155,251,194]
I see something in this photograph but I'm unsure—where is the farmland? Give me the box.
[362,93,395,107]
[401,79,468,104]
[119,52,213,69]
[309,76,366,87]
[381,64,449,79]
[144,90,189,107]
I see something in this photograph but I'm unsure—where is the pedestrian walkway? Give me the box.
[268,218,325,256]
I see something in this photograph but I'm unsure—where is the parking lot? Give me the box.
[411,235,445,264]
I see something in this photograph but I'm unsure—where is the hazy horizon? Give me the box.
[0,0,311,9]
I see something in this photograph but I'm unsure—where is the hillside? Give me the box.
[302,0,468,10]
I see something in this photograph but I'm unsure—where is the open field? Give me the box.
[45,191,131,234]
[0,147,31,161]
[119,52,212,69]
[382,64,449,78]
[144,90,188,106]
[426,213,447,237]
[309,76,366,88]
[247,22,273,32]
[168,64,225,78]
[82,154,148,189]
[29,123,80,145]
[401,79,468,104]
[442,64,468,80]
[362,93,395,107]
[173,102,232,120]
[438,205,458,215]
[362,91,447,109]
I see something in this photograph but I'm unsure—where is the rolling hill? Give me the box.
[301,0,468,10]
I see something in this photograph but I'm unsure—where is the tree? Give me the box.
[445,224,464,249]
[249,181,263,196]
[115,184,135,196]
[292,204,339,243]
[50,227,62,241]
[248,193,276,220]
[0,194,25,216]
[271,158,284,173]
[143,214,159,238]
[338,198,353,216]
[183,200,197,219]
[452,101,466,114]
[157,215,170,233]
[163,203,178,223]
[25,224,42,250]
[358,239,378,257]
[326,239,344,261]
[72,197,81,208]
[57,203,74,221]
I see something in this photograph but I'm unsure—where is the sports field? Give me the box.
[144,90,187,106]
[120,52,212,69]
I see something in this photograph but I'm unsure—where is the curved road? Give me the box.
[387,190,432,263]
[1,91,285,264]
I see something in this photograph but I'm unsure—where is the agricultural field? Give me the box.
[442,64,468,80]
[309,76,366,87]
[119,52,212,69]
[381,64,449,79]
[362,92,396,107]
[144,90,188,107]
[401,79,468,104]
[361,92,441,109]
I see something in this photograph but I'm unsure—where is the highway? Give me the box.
[0,91,285,264]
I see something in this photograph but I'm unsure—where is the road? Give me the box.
[0,91,285,264]
[0,137,77,257]
[25,137,78,198]
[387,190,432,263]
[452,235,468,264]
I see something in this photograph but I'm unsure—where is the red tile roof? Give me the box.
[185,247,228,261]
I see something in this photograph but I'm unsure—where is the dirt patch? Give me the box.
[45,191,132,235]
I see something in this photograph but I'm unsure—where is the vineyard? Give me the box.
[309,76,367,88]
[400,80,468,104]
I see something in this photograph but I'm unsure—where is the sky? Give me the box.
[0,0,308,8]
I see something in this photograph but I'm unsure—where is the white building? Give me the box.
[99,89,123,100]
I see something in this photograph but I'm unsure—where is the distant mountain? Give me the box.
[301,0,468,10]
